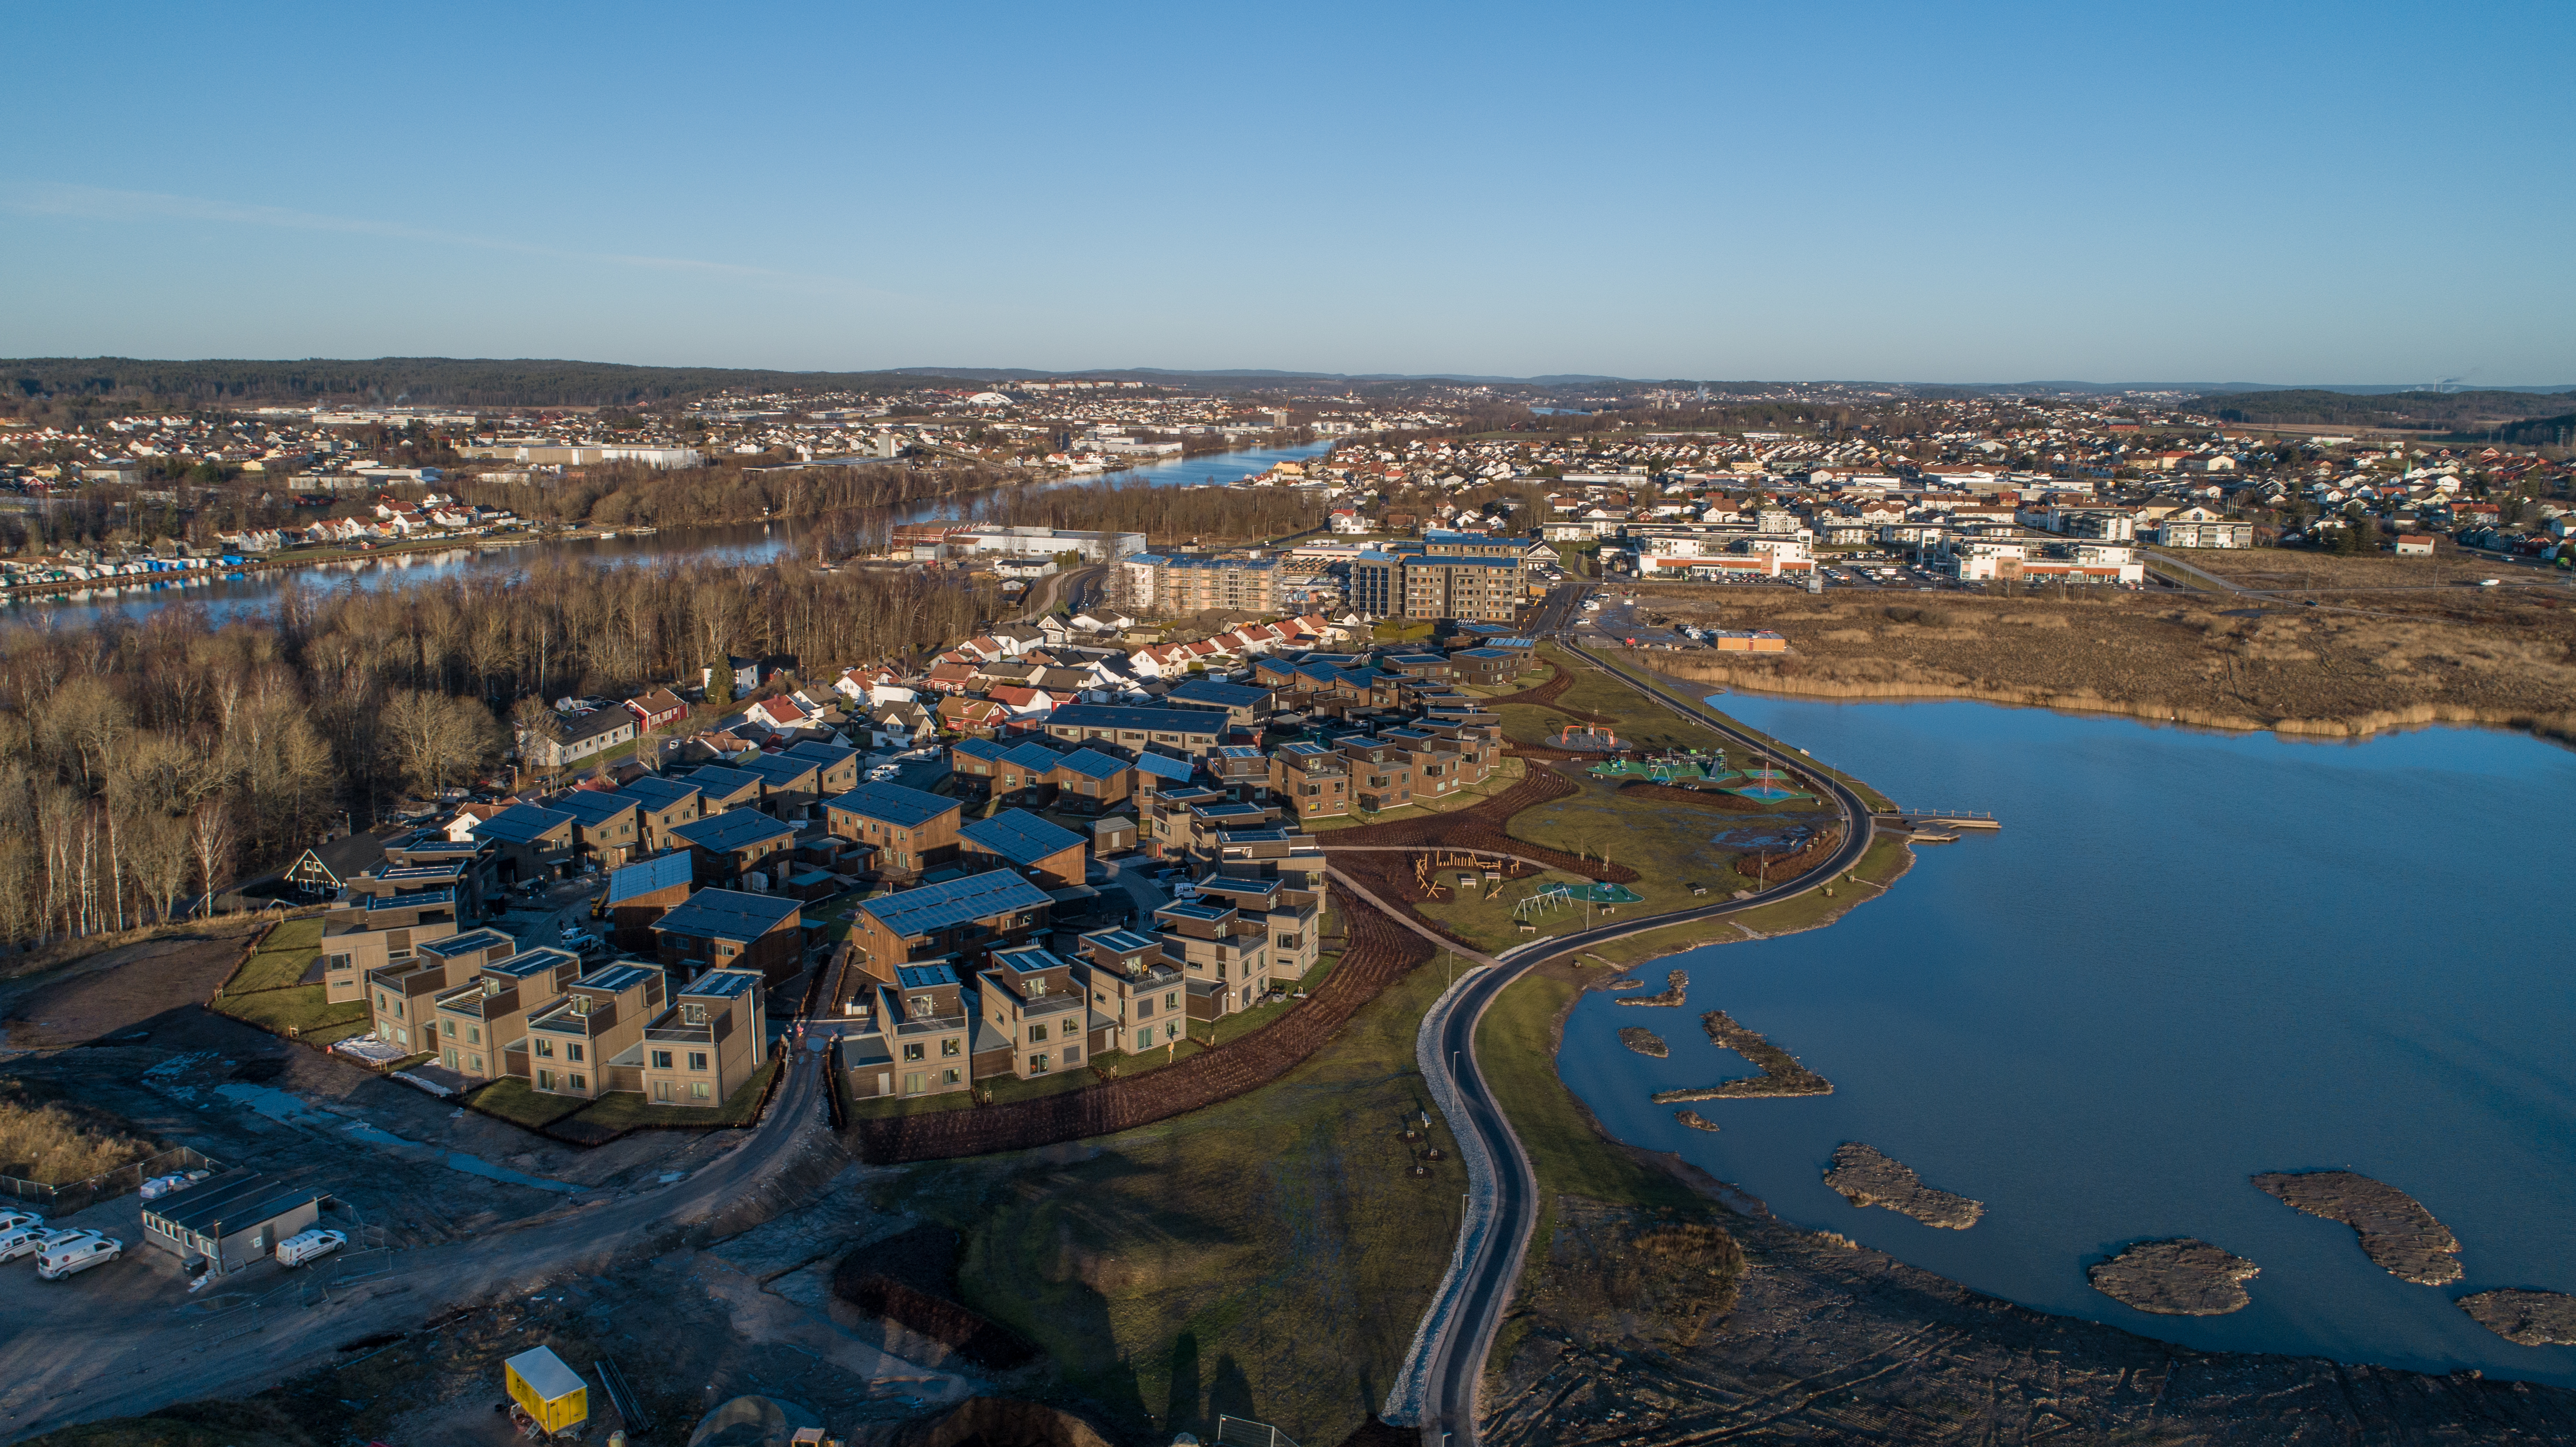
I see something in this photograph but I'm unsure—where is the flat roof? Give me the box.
[858,870,1054,938]
[681,968,762,1000]
[959,809,1086,867]
[1082,927,1161,955]
[419,927,514,960]
[825,780,959,829]
[895,963,960,990]
[143,1170,323,1236]
[989,944,1072,976]
[575,962,660,994]
[654,888,800,940]
[488,946,581,979]
[1157,899,1231,923]
[784,740,859,766]
[669,810,796,854]
[363,887,452,912]
[1166,679,1271,708]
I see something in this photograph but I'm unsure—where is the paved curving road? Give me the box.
[1385,629,1877,1447]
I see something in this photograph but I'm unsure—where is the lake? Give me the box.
[2,440,1337,630]
[1558,695,2576,1384]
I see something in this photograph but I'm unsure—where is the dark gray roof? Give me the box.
[669,810,796,854]
[824,781,958,830]
[1047,704,1226,736]
[960,809,1086,867]
[141,1170,323,1236]
[653,888,800,940]
[553,791,638,828]
[858,870,1053,938]
[618,775,702,812]
[478,804,575,844]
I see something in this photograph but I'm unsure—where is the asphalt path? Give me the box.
[0,1043,861,1439]
[1391,630,1876,1447]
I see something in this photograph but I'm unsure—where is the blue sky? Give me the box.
[5,1,2571,383]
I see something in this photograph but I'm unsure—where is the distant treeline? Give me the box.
[0,357,995,410]
[2496,411,2576,447]
[2196,388,2576,428]
[974,475,1325,542]
[459,458,1011,532]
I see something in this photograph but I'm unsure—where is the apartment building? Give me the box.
[521,962,668,1100]
[1151,894,1271,1019]
[846,870,1056,987]
[782,739,863,796]
[822,781,962,878]
[553,791,642,868]
[667,809,798,887]
[476,804,576,884]
[521,707,637,770]
[958,808,1089,889]
[1196,871,1322,981]
[677,764,766,814]
[651,888,804,986]
[843,963,973,1101]
[972,945,1103,1079]
[318,891,463,1003]
[1071,927,1191,1055]
[600,851,693,948]
[616,775,704,854]
[637,968,768,1107]
[1268,741,1350,824]
[430,947,587,1084]
[1115,553,1278,616]
[735,753,825,819]
[1041,704,1230,763]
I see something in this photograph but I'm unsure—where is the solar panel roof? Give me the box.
[858,870,1054,937]
[825,781,958,829]
[959,809,1086,866]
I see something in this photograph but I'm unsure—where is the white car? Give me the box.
[0,1209,41,1234]
[139,1173,201,1201]
[0,1225,47,1262]
[35,1231,119,1279]
[275,1227,346,1267]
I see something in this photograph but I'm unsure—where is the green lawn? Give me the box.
[883,960,1465,1447]
[225,917,323,994]
[567,1058,780,1131]
[1299,754,1526,832]
[212,984,369,1043]
[460,1077,591,1130]
[1590,651,1900,813]
[1371,618,1438,642]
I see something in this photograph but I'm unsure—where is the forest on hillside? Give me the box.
[0,358,991,410]
[2195,388,2576,428]
[0,558,1002,945]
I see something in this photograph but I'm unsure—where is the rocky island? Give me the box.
[2252,1169,2460,1284]
[2088,1239,2261,1316]
[1650,1009,1833,1103]
[2457,1290,2576,1347]
[1674,1110,1719,1131]
[1617,1027,1668,1057]
[1822,1143,1983,1229]
[1616,970,1687,1007]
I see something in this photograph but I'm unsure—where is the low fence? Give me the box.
[851,901,1433,1163]
[0,1145,219,1218]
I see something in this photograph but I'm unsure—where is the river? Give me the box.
[1559,696,2576,1385]
[3,440,1337,630]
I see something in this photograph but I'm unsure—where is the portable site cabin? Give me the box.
[504,1346,588,1434]
[140,1171,324,1276]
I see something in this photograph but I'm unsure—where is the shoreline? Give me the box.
[1659,656,2576,748]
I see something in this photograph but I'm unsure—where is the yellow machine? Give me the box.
[505,1346,589,1435]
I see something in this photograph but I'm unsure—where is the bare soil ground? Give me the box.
[1634,583,2576,738]
[0,922,265,1048]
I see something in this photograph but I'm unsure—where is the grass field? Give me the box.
[224,917,322,994]
[458,1077,591,1130]
[211,985,370,1044]
[883,960,1463,1447]
[1560,832,1912,970]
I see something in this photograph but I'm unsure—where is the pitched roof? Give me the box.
[857,870,1054,938]
[668,809,796,854]
[604,850,694,904]
[959,809,1087,867]
[735,753,821,787]
[552,790,639,829]
[784,740,859,768]
[951,737,1013,764]
[824,781,959,830]
[478,803,575,844]
[652,888,800,939]
[679,765,765,798]
[1051,748,1129,781]
[1046,704,1226,736]
[617,775,702,812]
[1166,678,1271,710]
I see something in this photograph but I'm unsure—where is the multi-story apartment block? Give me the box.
[359,912,495,1049]
[1071,928,1191,1056]
[431,945,586,1083]
[1268,741,1350,824]
[600,850,694,948]
[676,764,765,814]
[651,888,804,986]
[1351,533,1527,622]
[614,775,703,854]
[958,808,1089,889]
[843,963,973,1101]
[822,781,962,879]
[736,753,825,820]
[1041,705,1229,763]
[553,791,643,869]
[667,809,798,888]
[638,969,768,1107]
[973,945,1104,1079]
[1152,894,1271,1020]
[476,803,576,885]
[522,962,667,1100]
[846,870,1056,987]
[1116,553,1278,616]
[319,890,463,1003]
[782,739,863,796]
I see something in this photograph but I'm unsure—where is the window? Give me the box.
[326,953,353,973]
[943,1067,962,1085]
[1164,991,1179,1010]
[1028,1022,1049,1043]
[442,1020,456,1038]
[684,1003,707,1025]
[652,1050,673,1069]
[653,1081,673,1102]
[569,1073,587,1091]
[902,1072,925,1096]
[941,1037,960,1057]
[537,1069,556,1090]
[903,1042,925,1062]
[690,1081,711,1101]
[1029,1053,1050,1074]
[469,1026,481,1044]
[566,1043,584,1063]
[534,1039,554,1059]
[470,1054,483,1072]
[689,1052,709,1071]
[1065,1045,1081,1064]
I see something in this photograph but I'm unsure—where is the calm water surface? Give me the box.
[1560,696,2576,1384]
[4,441,1335,630]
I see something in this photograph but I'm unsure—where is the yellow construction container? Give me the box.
[504,1346,589,1435]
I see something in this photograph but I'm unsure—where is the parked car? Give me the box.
[275,1227,347,1267]
[140,1171,206,1201]
[0,1209,42,1234]
[35,1231,119,1279]
[0,1224,48,1262]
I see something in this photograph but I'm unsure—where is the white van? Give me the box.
[0,1224,46,1262]
[35,1233,119,1279]
[0,1209,41,1234]
[275,1228,346,1267]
